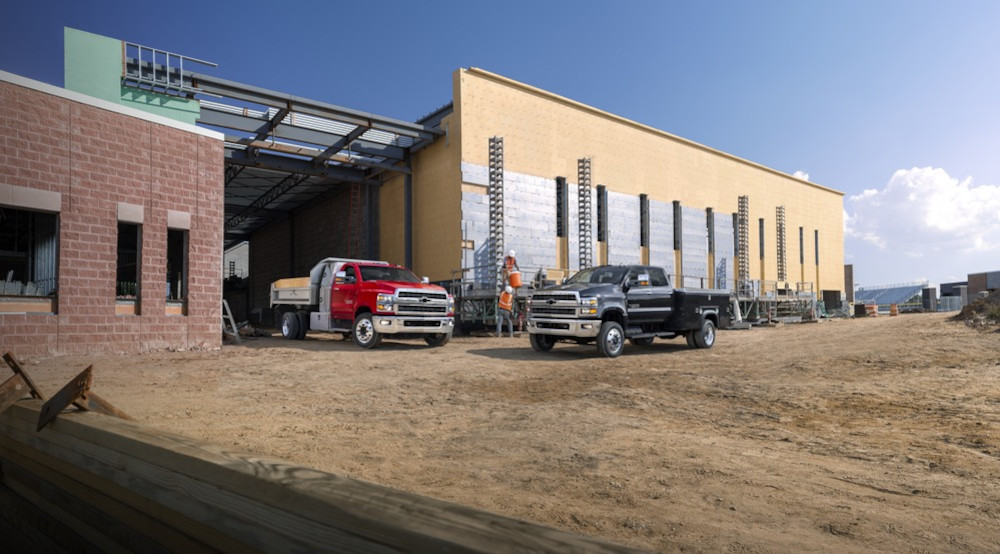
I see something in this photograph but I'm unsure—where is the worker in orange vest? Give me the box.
[497,285,514,337]
[503,249,519,284]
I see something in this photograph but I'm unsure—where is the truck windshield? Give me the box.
[359,266,421,283]
[566,266,628,285]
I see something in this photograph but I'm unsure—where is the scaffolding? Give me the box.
[488,136,505,297]
[577,158,593,269]
[776,205,787,282]
[737,196,751,296]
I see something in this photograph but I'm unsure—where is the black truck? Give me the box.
[525,265,731,357]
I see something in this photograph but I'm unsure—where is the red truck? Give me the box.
[270,258,455,348]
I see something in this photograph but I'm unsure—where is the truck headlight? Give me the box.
[579,297,598,316]
[447,294,455,316]
[377,293,395,313]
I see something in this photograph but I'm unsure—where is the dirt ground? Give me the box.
[18,313,1000,552]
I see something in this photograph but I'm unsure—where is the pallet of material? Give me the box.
[0,400,640,553]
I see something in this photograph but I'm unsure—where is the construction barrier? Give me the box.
[865,304,878,317]
[889,304,899,316]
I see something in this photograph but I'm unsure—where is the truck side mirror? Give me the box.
[334,270,354,285]
[422,276,430,284]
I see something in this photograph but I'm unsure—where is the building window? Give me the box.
[597,185,608,242]
[116,222,141,302]
[0,206,58,299]
[166,228,188,307]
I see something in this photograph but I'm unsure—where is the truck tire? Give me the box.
[629,337,654,346]
[424,333,450,347]
[529,333,555,352]
[296,311,309,340]
[280,311,300,340]
[693,319,716,349]
[352,313,382,349]
[686,332,697,348]
[597,321,625,358]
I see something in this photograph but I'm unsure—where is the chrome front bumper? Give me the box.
[525,318,602,338]
[371,315,454,335]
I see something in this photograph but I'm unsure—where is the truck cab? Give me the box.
[526,265,731,357]
[271,258,455,349]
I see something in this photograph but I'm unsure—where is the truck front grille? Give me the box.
[529,292,581,319]
[396,288,449,317]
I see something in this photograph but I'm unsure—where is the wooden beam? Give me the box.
[0,401,639,553]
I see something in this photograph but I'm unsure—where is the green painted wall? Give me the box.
[63,27,200,125]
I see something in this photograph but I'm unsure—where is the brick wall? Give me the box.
[0,78,223,356]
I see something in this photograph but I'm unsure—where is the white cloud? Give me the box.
[792,170,810,181]
[844,167,1000,286]
[845,167,1000,254]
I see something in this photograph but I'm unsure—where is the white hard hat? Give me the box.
[508,249,516,257]
[505,285,513,293]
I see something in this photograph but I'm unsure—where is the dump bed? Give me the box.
[270,277,316,306]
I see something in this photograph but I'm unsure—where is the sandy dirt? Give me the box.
[17,313,1000,552]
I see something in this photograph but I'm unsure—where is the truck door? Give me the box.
[329,264,359,321]
[625,267,656,324]
[645,267,674,322]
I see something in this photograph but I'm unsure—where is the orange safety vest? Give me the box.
[504,256,517,274]
[498,290,513,311]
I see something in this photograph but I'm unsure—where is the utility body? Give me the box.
[270,257,455,348]
[526,265,731,357]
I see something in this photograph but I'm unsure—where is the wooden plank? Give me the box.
[1,402,639,553]
[0,374,27,414]
[0,454,165,554]
[0,483,75,554]
[0,411,378,554]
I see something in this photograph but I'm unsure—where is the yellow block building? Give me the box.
[381,68,844,297]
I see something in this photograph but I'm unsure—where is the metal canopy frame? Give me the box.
[121,54,446,248]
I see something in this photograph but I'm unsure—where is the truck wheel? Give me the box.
[424,333,450,347]
[529,333,555,352]
[693,319,716,349]
[597,321,625,358]
[686,332,697,348]
[296,311,309,340]
[629,337,654,346]
[352,313,382,349]
[280,311,299,340]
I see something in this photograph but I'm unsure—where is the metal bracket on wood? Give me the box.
[36,365,133,431]
[4,352,47,400]
[3,352,132,431]
[0,373,27,414]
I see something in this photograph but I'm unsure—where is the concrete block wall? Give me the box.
[0,74,223,356]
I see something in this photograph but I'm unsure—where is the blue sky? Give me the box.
[2,0,998,289]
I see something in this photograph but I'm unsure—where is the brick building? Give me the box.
[0,71,223,355]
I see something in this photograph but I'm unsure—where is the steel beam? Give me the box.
[225,172,312,232]
[188,72,440,141]
[225,149,371,183]
[200,106,407,161]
